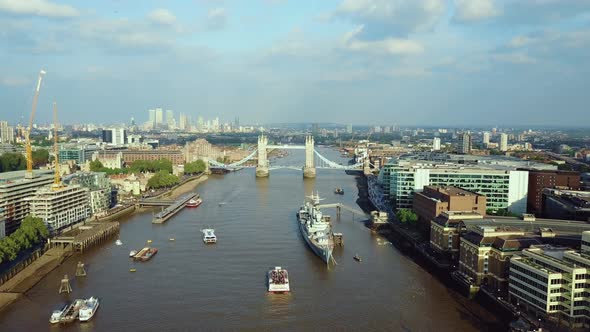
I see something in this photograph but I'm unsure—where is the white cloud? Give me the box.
[148,8,177,26]
[336,0,446,36]
[454,0,500,22]
[0,76,29,86]
[0,0,79,18]
[492,52,536,64]
[206,7,227,30]
[343,25,423,55]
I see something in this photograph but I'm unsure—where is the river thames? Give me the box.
[0,147,501,331]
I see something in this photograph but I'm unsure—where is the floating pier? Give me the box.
[49,222,120,253]
[152,192,199,224]
[75,261,86,277]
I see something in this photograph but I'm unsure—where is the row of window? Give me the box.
[510,287,547,310]
[511,264,549,284]
[510,278,548,302]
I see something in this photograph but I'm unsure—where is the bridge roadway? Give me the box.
[317,203,369,218]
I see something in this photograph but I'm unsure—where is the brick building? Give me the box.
[525,169,579,216]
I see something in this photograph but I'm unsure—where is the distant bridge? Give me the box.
[208,135,369,178]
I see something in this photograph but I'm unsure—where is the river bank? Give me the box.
[0,173,209,313]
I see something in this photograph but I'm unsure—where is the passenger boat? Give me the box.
[115,239,123,246]
[267,266,290,293]
[49,304,68,324]
[60,299,83,324]
[334,188,344,195]
[202,229,217,244]
[186,198,202,208]
[129,250,137,257]
[133,247,158,261]
[78,297,100,322]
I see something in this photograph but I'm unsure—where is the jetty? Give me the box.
[48,222,120,252]
[316,203,369,221]
[152,192,199,224]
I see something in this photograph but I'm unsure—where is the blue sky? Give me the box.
[1,0,590,126]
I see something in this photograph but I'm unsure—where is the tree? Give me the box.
[89,159,105,172]
[32,149,49,168]
[147,170,179,189]
[0,216,48,264]
[0,153,27,172]
[396,209,418,223]
[184,160,206,174]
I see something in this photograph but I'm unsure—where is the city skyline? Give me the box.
[1,1,590,126]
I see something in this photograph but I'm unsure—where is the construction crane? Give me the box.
[24,69,46,179]
[52,101,64,190]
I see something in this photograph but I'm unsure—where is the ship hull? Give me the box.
[298,220,333,265]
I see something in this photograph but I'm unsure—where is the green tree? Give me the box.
[0,153,27,172]
[89,159,105,171]
[184,160,206,174]
[396,209,418,223]
[147,170,179,189]
[32,149,50,168]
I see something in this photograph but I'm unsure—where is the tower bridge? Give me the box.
[207,134,368,178]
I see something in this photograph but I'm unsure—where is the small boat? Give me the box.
[129,268,137,272]
[353,254,362,262]
[133,247,158,261]
[186,198,203,208]
[169,238,175,241]
[202,229,217,244]
[147,240,152,244]
[50,304,68,324]
[268,266,290,293]
[78,297,100,322]
[218,202,226,206]
[60,299,83,324]
[129,250,137,257]
[115,239,123,246]
[334,188,344,195]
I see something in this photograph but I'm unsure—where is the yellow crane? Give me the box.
[24,69,47,179]
[52,101,64,190]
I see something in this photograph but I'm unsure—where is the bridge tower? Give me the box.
[256,134,269,177]
[303,135,316,178]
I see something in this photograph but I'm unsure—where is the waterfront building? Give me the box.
[28,185,91,232]
[459,225,525,285]
[487,236,542,293]
[525,170,580,216]
[414,186,486,235]
[91,149,183,166]
[380,158,530,213]
[63,172,112,215]
[458,133,472,154]
[432,137,441,151]
[430,211,484,259]
[509,235,590,329]
[542,188,590,221]
[500,133,508,152]
[0,170,54,235]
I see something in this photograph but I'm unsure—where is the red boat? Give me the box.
[186,198,202,208]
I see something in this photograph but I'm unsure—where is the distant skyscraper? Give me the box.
[197,116,204,131]
[148,109,155,128]
[500,133,508,152]
[433,137,441,151]
[483,132,490,145]
[346,124,352,134]
[179,113,187,131]
[458,133,471,154]
[166,110,175,128]
[155,108,164,127]
[312,123,319,134]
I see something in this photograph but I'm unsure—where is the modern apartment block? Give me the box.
[63,172,112,215]
[525,169,580,216]
[414,186,486,235]
[28,185,91,232]
[380,158,530,213]
[458,133,472,154]
[0,170,54,235]
[509,234,590,329]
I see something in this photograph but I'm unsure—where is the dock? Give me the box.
[152,192,199,224]
[316,203,369,220]
[48,222,120,252]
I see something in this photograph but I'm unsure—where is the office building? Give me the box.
[346,124,353,134]
[59,146,98,165]
[166,110,175,128]
[542,189,590,221]
[102,128,126,146]
[526,170,580,215]
[28,185,91,232]
[500,133,508,152]
[483,132,490,145]
[380,159,529,213]
[155,108,164,127]
[148,109,156,128]
[413,186,486,235]
[179,113,187,131]
[509,236,590,329]
[0,170,54,235]
[432,137,441,151]
[458,133,472,154]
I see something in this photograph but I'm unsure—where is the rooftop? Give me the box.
[424,186,482,197]
[0,170,54,187]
